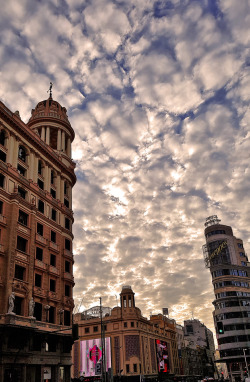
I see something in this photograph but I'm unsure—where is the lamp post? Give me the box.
[243,348,249,377]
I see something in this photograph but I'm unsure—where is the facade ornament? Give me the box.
[8,292,15,314]
[29,297,35,317]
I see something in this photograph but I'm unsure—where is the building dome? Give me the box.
[27,97,74,156]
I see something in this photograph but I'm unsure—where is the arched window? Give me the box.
[0,130,6,146]
[18,146,26,162]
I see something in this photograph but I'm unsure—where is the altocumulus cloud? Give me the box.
[0,0,250,335]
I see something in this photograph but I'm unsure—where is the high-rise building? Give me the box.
[0,93,76,382]
[203,215,250,382]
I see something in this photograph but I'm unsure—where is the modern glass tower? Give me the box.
[203,216,250,382]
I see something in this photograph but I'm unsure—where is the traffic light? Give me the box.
[72,323,79,341]
[217,321,224,334]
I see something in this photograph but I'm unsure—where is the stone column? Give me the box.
[67,137,71,157]
[57,129,62,151]
[46,126,50,145]
[41,127,45,141]
[29,150,34,181]
[61,179,64,202]
[7,133,14,164]
[33,156,38,180]
[13,137,19,168]
[61,131,65,152]
[44,163,49,191]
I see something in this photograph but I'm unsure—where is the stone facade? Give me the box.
[0,96,76,382]
[72,286,180,381]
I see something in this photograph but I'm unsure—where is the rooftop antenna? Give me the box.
[47,82,53,98]
[191,311,194,320]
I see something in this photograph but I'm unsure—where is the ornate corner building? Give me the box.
[203,216,250,382]
[0,95,76,382]
[72,286,181,381]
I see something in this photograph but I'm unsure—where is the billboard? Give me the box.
[156,339,170,373]
[80,338,111,377]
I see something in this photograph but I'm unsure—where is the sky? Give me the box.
[1,0,250,336]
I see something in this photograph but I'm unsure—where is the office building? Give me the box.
[0,93,76,381]
[203,215,250,382]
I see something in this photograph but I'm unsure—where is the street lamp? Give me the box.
[243,348,249,377]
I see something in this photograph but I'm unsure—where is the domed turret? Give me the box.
[27,96,74,158]
[120,285,135,309]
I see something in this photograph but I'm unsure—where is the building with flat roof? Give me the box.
[0,93,76,382]
[203,215,250,382]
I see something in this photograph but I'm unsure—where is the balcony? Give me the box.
[35,259,46,270]
[49,241,59,252]
[49,265,59,275]
[63,249,72,258]
[0,214,6,225]
[36,233,47,246]
[64,272,74,282]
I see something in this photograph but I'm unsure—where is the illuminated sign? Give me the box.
[209,241,227,261]
[80,338,111,377]
[156,340,170,373]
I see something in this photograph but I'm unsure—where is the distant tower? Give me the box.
[120,285,135,310]
[203,216,250,381]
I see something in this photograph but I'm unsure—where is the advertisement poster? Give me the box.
[80,338,111,377]
[156,339,170,373]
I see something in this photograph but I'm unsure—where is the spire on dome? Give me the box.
[47,82,53,99]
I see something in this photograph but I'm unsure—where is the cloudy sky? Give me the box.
[1,0,250,335]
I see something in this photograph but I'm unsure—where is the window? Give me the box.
[18,186,26,199]
[0,200,3,215]
[50,279,56,292]
[49,306,55,324]
[64,181,68,196]
[123,296,127,308]
[65,218,70,230]
[65,284,70,297]
[93,326,98,332]
[51,209,56,221]
[18,210,28,226]
[64,198,69,208]
[85,327,90,333]
[104,325,107,331]
[36,247,43,261]
[238,243,244,249]
[17,164,26,177]
[240,252,245,257]
[124,322,127,328]
[133,364,137,373]
[15,265,25,280]
[65,261,70,273]
[50,254,56,267]
[37,223,43,236]
[38,200,44,213]
[17,236,27,253]
[50,188,56,199]
[65,239,71,251]
[131,322,134,327]
[64,310,71,326]
[34,302,42,321]
[0,150,6,163]
[0,130,6,146]
[38,160,43,175]
[35,273,42,287]
[51,171,55,185]
[126,365,130,373]
[14,296,24,315]
[37,179,44,190]
[0,173,5,188]
[241,261,247,266]
[18,146,26,162]
[51,230,56,243]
